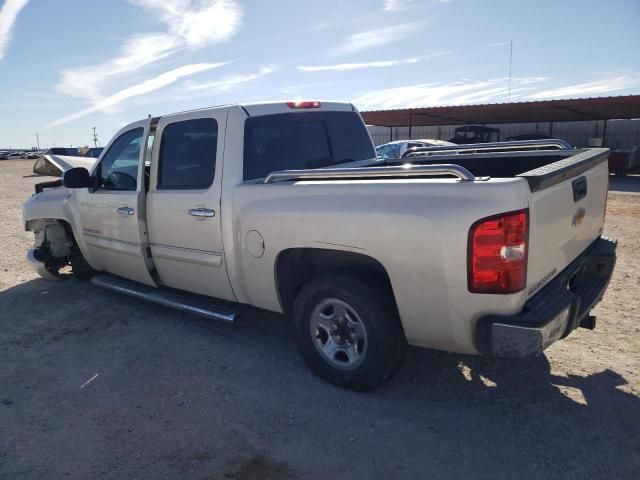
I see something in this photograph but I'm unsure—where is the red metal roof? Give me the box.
[361,95,640,127]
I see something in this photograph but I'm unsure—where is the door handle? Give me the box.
[116,207,134,216]
[188,208,215,218]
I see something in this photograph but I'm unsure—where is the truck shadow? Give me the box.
[2,277,638,477]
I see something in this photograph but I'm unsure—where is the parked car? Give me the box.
[7,152,23,159]
[22,100,616,391]
[376,139,456,159]
[449,125,501,144]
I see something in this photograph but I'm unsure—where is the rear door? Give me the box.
[146,109,235,301]
[75,118,156,286]
[524,153,609,297]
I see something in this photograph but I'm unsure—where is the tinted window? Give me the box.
[243,111,374,181]
[97,127,144,190]
[158,118,217,189]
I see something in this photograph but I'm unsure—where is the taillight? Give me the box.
[468,209,529,294]
[286,101,321,109]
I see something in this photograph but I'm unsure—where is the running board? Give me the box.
[90,274,236,323]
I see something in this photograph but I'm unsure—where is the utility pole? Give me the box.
[35,132,40,150]
[507,40,513,103]
[92,127,99,148]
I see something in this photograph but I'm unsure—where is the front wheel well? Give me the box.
[275,248,398,317]
[26,218,85,262]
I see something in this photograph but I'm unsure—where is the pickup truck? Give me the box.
[22,101,616,391]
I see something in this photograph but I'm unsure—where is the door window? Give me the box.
[97,127,144,190]
[158,118,218,190]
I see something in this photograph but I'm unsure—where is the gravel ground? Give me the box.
[1,159,639,479]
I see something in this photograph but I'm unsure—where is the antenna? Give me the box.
[508,40,513,102]
[92,127,99,148]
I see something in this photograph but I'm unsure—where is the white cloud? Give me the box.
[298,57,419,72]
[54,0,242,103]
[528,76,640,99]
[56,34,181,102]
[352,77,547,109]
[186,66,276,92]
[489,41,512,47]
[0,0,29,61]
[384,0,450,10]
[383,0,414,11]
[337,22,423,55]
[47,63,226,128]
[130,0,242,48]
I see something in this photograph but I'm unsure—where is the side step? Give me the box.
[90,274,236,323]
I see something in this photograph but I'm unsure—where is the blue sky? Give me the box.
[0,0,639,149]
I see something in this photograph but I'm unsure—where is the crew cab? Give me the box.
[22,101,616,390]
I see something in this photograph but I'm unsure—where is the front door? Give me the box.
[146,110,235,301]
[75,119,156,286]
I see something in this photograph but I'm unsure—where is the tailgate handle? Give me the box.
[572,176,587,202]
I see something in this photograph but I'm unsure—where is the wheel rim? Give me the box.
[309,298,368,370]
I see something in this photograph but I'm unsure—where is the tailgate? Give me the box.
[519,148,610,298]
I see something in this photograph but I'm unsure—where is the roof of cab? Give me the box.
[162,100,355,119]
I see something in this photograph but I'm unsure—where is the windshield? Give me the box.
[376,143,401,159]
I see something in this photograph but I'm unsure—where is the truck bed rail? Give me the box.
[401,139,573,159]
[263,164,479,184]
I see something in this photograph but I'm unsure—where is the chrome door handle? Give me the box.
[188,208,215,218]
[116,207,134,215]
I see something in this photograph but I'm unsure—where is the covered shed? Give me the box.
[362,95,640,149]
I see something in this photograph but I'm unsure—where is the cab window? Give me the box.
[97,128,144,190]
[158,118,218,190]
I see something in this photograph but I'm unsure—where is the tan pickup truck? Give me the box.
[22,101,616,390]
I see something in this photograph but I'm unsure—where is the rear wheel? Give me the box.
[293,272,406,391]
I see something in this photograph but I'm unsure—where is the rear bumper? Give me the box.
[476,236,617,357]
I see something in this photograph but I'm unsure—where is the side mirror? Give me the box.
[62,167,91,188]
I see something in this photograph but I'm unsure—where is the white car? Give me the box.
[375,139,456,159]
[22,101,616,391]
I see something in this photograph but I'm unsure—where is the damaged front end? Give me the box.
[25,219,74,280]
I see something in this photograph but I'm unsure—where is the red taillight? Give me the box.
[286,101,321,109]
[468,209,529,294]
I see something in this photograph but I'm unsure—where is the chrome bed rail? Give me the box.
[264,164,478,184]
[402,139,573,158]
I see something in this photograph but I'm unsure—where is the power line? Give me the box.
[508,40,513,103]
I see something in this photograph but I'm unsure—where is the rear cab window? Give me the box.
[243,111,374,181]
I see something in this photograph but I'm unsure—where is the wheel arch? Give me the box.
[274,247,399,318]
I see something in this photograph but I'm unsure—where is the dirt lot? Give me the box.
[1,159,639,479]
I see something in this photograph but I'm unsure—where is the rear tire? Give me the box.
[293,271,406,391]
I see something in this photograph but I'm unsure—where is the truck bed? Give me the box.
[394,146,610,190]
